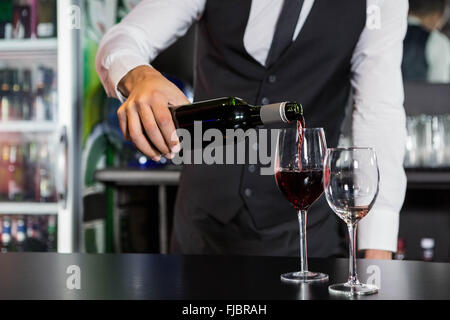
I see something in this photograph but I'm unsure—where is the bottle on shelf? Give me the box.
[26,215,34,239]
[21,69,33,121]
[10,216,17,242]
[0,69,12,121]
[1,144,13,201]
[0,140,59,202]
[12,1,32,39]
[0,0,14,39]
[171,97,304,135]
[1,216,12,253]
[0,215,57,252]
[10,69,22,120]
[46,215,56,251]
[7,144,25,201]
[35,69,47,121]
[25,141,38,200]
[36,0,56,38]
[0,144,8,200]
[26,215,42,243]
[36,143,55,202]
[15,216,26,252]
[395,238,406,260]
[421,238,435,262]
[0,66,57,122]
[32,216,42,241]
[35,66,55,121]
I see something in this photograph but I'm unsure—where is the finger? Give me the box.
[151,93,180,154]
[127,107,161,162]
[136,101,171,157]
[117,105,130,141]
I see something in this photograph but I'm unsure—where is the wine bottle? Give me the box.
[37,0,56,38]
[0,69,12,121]
[16,216,26,252]
[0,0,14,39]
[35,67,48,121]
[10,69,22,120]
[21,69,33,120]
[170,97,304,135]
[1,217,12,253]
[12,3,32,39]
[8,144,25,201]
[46,215,56,252]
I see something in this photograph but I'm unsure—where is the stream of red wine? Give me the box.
[297,119,306,171]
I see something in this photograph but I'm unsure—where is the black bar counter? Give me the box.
[0,253,449,300]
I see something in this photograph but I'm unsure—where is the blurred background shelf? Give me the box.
[0,121,57,133]
[0,39,58,60]
[95,168,450,189]
[0,202,58,215]
[0,38,57,52]
[406,169,450,189]
[0,0,78,253]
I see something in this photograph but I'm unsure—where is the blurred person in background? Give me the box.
[402,0,450,82]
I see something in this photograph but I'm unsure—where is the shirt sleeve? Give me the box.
[351,0,409,252]
[95,0,206,101]
[426,31,450,83]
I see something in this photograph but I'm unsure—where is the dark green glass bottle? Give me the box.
[170,97,304,135]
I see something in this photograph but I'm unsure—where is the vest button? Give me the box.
[261,97,270,105]
[244,188,252,197]
[268,75,277,84]
[248,165,256,173]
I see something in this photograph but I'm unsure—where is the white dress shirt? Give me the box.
[96,0,408,253]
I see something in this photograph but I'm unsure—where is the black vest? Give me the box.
[402,24,430,82]
[176,0,366,229]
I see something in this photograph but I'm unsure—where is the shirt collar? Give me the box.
[408,16,423,26]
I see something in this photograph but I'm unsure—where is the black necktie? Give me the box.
[266,0,305,67]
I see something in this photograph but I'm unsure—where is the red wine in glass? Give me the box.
[275,169,324,210]
[275,127,328,283]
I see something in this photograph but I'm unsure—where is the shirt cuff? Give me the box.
[357,207,399,253]
[108,54,152,103]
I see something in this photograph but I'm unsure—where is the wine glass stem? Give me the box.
[347,223,359,285]
[298,210,308,273]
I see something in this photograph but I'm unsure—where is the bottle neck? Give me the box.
[259,102,303,125]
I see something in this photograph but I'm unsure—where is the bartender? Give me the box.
[402,0,450,82]
[96,0,407,260]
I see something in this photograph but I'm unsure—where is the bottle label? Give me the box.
[37,23,54,38]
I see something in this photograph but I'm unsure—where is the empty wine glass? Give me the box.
[323,147,380,296]
[275,127,328,283]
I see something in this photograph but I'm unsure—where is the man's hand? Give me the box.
[364,249,392,260]
[117,65,190,161]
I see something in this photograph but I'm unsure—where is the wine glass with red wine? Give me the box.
[275,127,328,283]
[323,148,380,296]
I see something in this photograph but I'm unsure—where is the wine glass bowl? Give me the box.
[323,147,380,296]
[275,127,329,283]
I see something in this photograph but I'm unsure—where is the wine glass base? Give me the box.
[281,271,329,284]
[329,282,378,296]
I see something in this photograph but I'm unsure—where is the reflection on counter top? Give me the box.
[0,253,450,300]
